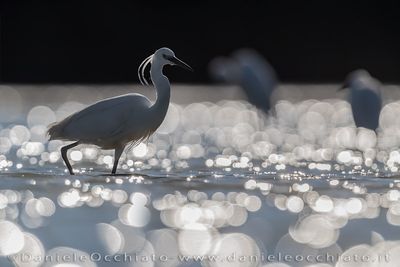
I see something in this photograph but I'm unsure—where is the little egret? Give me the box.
[48,47,192,175]
[209,49,277,114]
[339,69,382,130]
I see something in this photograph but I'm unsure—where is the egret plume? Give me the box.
[138,55,153,86]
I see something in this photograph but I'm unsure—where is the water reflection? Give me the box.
[2,85,400,266]
[0,181,399,266]
[4,95,400,175]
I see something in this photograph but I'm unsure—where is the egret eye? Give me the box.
[162,54,174,61]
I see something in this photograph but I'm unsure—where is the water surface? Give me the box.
[1,85,400,267]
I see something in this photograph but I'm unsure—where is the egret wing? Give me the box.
[54,94,151,141]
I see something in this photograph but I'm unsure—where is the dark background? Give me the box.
[1,0,399,84]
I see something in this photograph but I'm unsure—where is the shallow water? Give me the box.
[2,85,400,267]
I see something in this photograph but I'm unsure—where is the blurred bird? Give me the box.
[48,47,192,175]
[339,69,382,131]
[209,49,278,114]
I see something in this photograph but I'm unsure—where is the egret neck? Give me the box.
[149,58,171,123]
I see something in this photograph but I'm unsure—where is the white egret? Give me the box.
[48,47,192,175]
[339,69,382,130]
[209,49,277,113]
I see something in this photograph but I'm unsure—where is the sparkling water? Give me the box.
[1,84,400,267]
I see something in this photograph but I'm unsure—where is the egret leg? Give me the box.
[112,146,124,175]
[61,141,80,175]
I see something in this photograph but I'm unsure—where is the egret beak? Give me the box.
[170,56,193,72]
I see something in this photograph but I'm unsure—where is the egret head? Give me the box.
[154,47,193,71]
[339,69,371,91]
[138,47,192,85]
[209,57,242,83]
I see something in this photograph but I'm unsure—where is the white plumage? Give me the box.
[48,47,192,175]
